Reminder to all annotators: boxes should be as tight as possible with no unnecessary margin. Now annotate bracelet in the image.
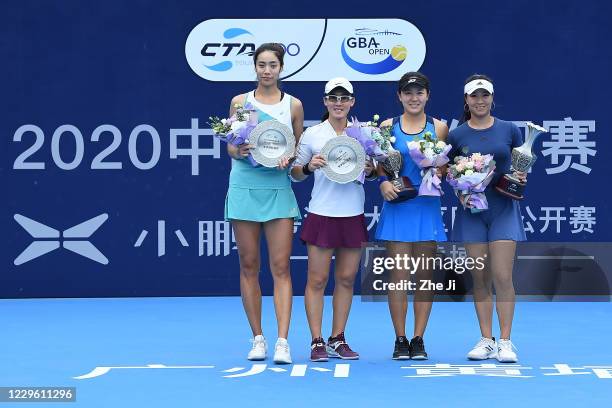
[302,163,313,175]
[378,175,389,185]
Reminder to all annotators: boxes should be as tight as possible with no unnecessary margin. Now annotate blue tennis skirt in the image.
[375,195,447,243]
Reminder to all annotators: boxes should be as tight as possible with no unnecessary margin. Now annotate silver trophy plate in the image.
[320,136,366,184]
[249,121,296,168]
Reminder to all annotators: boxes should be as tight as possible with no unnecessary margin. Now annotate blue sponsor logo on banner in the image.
[341,28,407,75]
[198,27,301,73]
[202,28,255,72]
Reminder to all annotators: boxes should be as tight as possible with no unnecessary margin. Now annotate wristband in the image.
[378,175,389,185]
[302,163,313,175]
[365,169,378,181]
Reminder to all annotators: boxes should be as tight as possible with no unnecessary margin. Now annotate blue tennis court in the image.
[2,296,610,407]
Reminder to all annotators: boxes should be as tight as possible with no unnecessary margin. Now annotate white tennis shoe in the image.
[497,338,518,363]
[247,334,267,361]
[273,338,292,364]
[467,337,497,360]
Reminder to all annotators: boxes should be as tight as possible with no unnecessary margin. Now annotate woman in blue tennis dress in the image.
[375,72,448,360]
[448,74,527,363]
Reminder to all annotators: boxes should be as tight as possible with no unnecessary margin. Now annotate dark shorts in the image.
[452,190,527,242]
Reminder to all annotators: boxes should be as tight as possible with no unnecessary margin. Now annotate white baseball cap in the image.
[464,79,494,95]
[324,77,354,95]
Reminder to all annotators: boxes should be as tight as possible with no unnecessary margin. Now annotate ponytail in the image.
[460,99,471,124]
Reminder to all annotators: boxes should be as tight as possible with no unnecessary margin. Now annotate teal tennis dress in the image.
[224,91,301,222]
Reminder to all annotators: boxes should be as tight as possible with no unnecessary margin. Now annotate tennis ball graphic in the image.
[391,45,407,61]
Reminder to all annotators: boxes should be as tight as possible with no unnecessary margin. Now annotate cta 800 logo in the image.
[185,19,426,82]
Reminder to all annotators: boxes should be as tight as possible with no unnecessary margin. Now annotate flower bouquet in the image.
[343,114,391,183]
[209,103,259,166]
[407,131,452,196]
[446,152,496,213]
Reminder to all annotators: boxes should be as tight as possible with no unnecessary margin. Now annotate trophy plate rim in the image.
[249,120,296,168]
[320,136,366,184]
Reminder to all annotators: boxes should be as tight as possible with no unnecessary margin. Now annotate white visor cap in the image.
[324,77,354,95]
[464,79,494,95]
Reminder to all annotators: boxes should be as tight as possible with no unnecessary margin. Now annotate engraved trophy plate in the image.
[320,136,366,184]
[249,121,296,168]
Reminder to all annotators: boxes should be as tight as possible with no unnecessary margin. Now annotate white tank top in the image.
[245,90,293,130]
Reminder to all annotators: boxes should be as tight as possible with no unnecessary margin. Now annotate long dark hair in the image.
[460,74,493,124]
[253,43,285,67]
[252,43,285,93]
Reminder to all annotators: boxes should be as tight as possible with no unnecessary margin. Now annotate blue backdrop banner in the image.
[2,0,609,297]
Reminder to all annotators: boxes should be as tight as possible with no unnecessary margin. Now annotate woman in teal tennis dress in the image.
[224,43,304,365]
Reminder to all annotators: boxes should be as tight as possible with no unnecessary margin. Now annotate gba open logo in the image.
[185,19,426,82]
[341,28,408,75]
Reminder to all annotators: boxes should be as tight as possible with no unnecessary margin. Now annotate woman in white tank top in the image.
[225,43,304,364]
